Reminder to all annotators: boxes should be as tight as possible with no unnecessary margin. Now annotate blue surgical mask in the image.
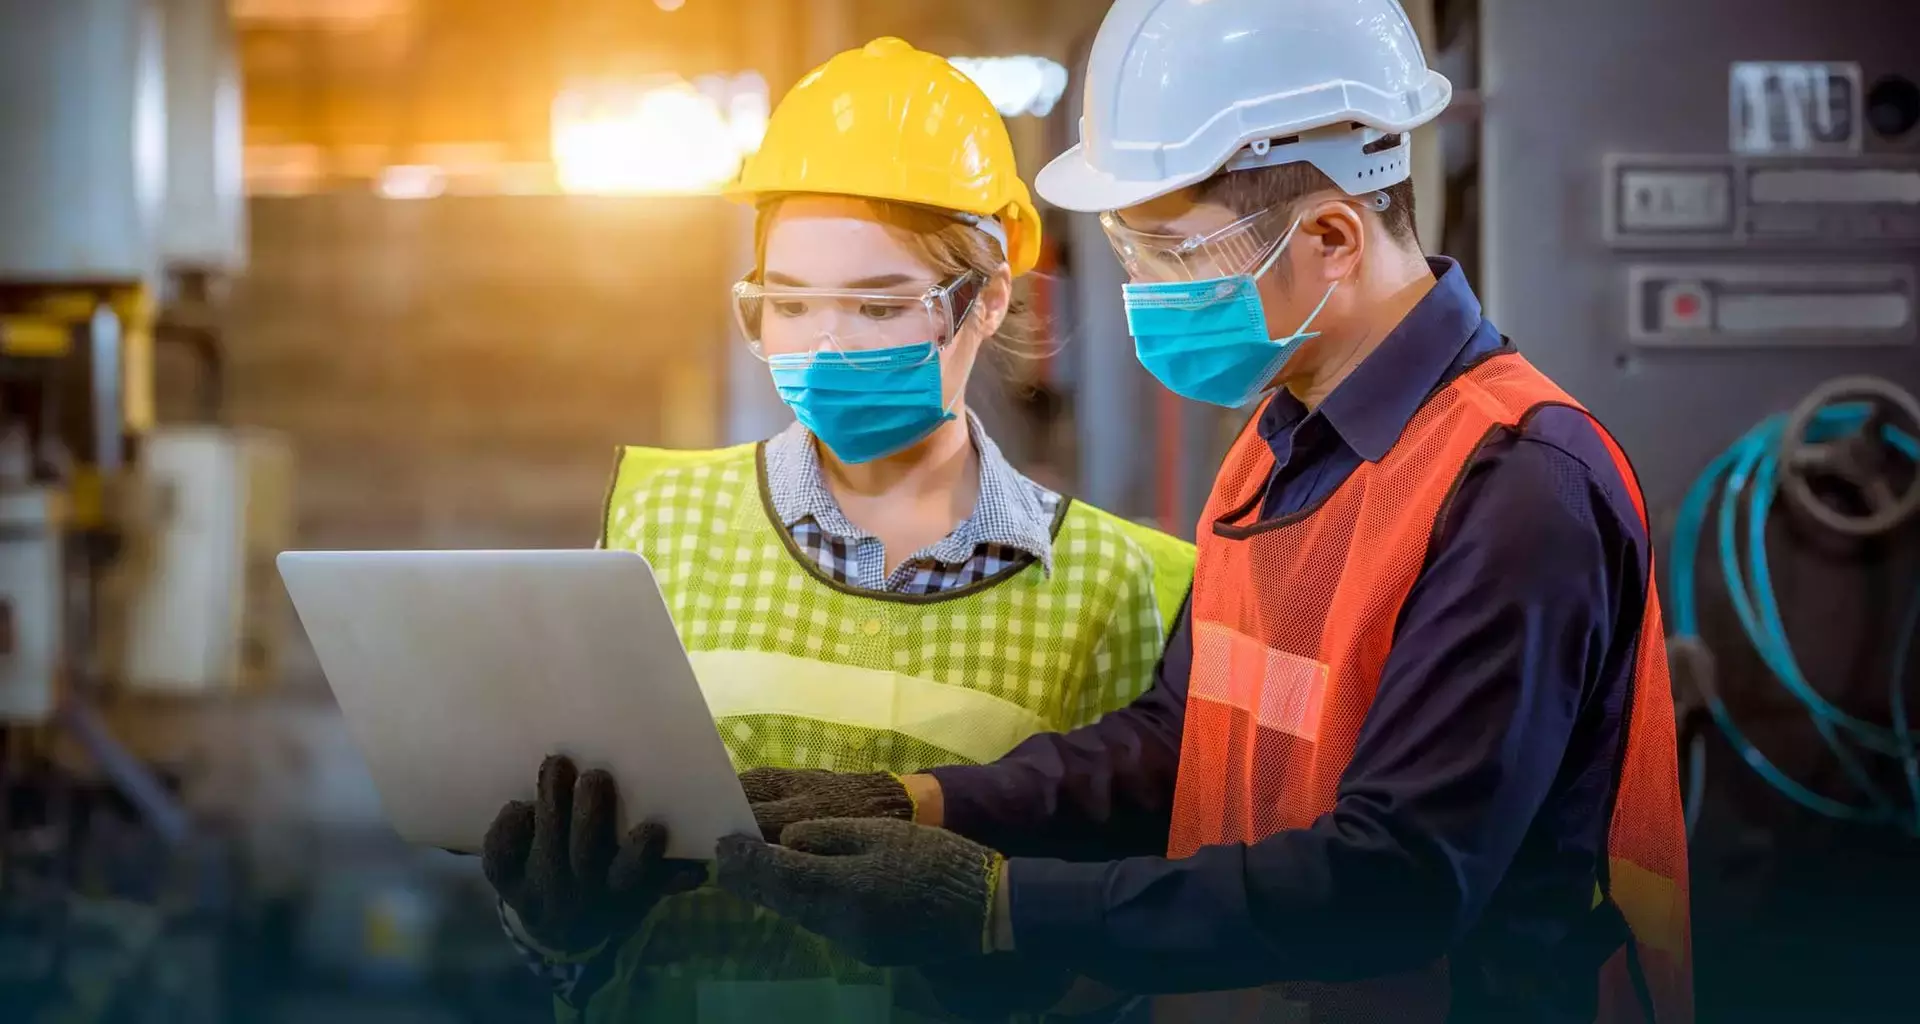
[768,342,957,464]
[1120,218,1339,409]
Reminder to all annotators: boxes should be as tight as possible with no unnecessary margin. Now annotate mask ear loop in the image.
[934,271,988,419]
[1289,192,1389,335]
[1249,190,1387,284]
[1247,212,1343,340]
[1256,192,1404,397]
[1292,277,1341,338]
[1247,215,1305,282]
[1245,213,1340,354]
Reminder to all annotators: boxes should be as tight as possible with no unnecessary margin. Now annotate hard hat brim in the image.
[1035,144,1208,215]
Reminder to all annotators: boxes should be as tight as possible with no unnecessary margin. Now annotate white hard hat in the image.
[1037,0,1453,214]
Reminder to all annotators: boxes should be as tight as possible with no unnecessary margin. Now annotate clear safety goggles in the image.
[1099,192,1389,283]
[732,271,984,366]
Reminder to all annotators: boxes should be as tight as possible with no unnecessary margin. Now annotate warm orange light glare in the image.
[551,76,765,196]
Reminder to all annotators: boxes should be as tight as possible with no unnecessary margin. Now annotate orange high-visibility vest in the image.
[1161,351,1692,1023]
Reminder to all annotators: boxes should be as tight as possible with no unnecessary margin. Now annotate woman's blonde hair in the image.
[753,197,1041,358]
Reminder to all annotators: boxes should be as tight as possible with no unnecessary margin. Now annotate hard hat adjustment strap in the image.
[1224,123,1394,173]
[1218,122,1413,197]
[952,212,1009,262]
[746,197,1011,266]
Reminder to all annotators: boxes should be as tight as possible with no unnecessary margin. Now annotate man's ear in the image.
[1298,199,1367,283]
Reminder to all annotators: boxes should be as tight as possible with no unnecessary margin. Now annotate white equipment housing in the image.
[158,0,248,275]
[0,490,66,723]
[114,428,295,695]
[0,0,167,284]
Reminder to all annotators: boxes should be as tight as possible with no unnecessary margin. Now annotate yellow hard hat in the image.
[727,37,1042,277]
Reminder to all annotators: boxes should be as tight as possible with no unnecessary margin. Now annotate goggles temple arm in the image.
[945,272,985,339]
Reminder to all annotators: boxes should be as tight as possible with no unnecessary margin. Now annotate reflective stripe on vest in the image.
[1164,352,1693,1024]
[691,650,1050,766]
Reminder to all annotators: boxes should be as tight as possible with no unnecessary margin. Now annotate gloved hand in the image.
[740,767,915,842]
[715,817,1000,967]
[483,754,708,954]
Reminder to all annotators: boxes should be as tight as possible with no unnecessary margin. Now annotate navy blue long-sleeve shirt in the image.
[928,259,1651,1018]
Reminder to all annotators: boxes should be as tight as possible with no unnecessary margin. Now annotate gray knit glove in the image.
[740,768,915,842]
[483,755,707,953]
[715,817,1000,967]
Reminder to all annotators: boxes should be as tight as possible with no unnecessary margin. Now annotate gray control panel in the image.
[1486,0,1920,592]
[1605,154,1920,249]
[1626,263,1916,348]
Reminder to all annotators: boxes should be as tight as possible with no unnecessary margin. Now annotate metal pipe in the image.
[55,699,189,849]
[722,205,791,445]
[88,303,124,473]
[1069,209,1148,516]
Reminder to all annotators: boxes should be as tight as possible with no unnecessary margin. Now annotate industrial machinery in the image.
[0,1,277,1019]
[1668,376,1920,833]
[1479,0,1920,1019]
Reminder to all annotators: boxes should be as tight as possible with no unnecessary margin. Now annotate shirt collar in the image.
[763,413,1057,574]
[765,420,858,536]
[1260,256,1484,463]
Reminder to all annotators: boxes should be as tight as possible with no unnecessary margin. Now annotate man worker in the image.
[713,1,1693,1021]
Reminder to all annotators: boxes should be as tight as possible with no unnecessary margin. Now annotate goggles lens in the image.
[733,273,982,366]
[1100,206,1295,283]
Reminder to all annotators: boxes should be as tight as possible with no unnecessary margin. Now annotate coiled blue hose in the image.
[1668,403,1920,836]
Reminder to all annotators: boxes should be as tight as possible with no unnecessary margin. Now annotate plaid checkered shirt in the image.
[503,415,1061,1000]
[763,414,1061,590]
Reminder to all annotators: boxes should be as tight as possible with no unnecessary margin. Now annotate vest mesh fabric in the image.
[1163,353,1690,1024]
[570,443,1193,1024]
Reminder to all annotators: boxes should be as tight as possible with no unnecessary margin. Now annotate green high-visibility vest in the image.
[562,442,1193,1024]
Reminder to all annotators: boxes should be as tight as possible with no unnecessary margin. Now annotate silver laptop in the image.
[277,548,759,859]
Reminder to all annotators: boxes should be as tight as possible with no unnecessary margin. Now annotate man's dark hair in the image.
[1191,135,1420,248]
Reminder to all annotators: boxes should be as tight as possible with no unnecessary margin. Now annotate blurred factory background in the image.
[0,0,1916,1021]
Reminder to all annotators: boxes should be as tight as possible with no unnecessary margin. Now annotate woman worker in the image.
[478,38,1194,1024]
